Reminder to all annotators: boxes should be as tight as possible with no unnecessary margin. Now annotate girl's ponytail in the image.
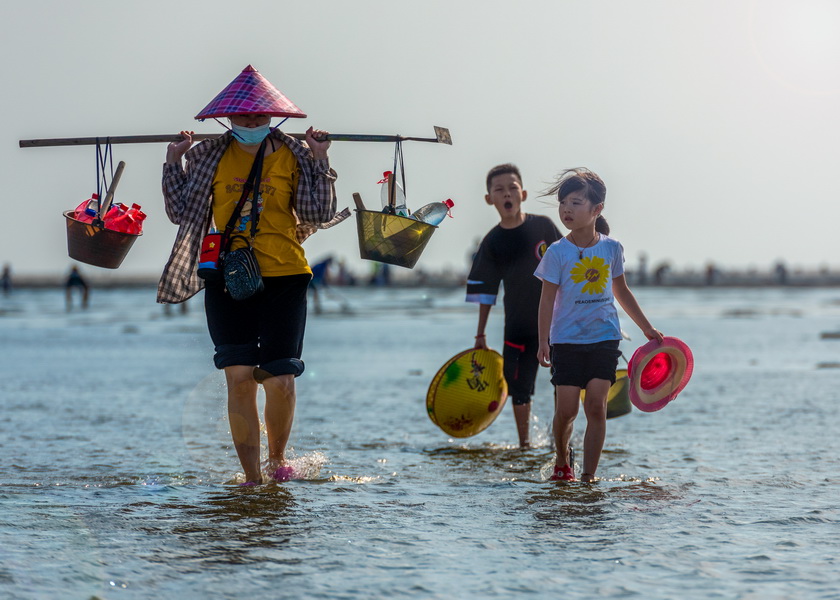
[596,215,610,235]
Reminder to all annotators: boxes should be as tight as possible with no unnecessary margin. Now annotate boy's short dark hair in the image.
[486,163,522,192]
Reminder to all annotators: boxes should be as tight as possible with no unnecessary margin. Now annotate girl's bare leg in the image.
[553,385,580,467]
[581,378,611,481]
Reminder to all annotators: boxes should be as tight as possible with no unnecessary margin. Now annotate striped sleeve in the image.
[162,163,188,224]
[281,133,338,224]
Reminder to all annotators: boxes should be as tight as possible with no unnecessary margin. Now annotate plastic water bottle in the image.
[73,193,100,220]
[125,205,146,234]
[121,212,141,235]
[76,208,98,224]
[411,199,454,226]
[104,203,129,231]
[378,171,409,216]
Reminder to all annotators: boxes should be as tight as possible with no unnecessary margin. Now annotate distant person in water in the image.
[1,263,11,296]
[466,163,562,448]
[65,266,89,310]
[309,256,333,314]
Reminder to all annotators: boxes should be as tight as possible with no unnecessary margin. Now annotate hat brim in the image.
[628,337,694,412]
[194,65,308,121]
[195,109,308,120]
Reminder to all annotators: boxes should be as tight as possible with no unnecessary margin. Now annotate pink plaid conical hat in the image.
[194,65,307,120]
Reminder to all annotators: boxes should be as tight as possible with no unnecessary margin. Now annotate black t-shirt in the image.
[466,214,562,338]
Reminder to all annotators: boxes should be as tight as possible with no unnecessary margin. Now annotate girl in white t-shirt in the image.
[535,168,663,483]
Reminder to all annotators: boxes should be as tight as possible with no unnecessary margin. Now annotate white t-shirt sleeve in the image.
[613,240,626,278]
[534,241,562,284]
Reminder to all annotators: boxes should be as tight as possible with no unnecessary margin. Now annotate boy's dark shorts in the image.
[204,273,311,378]
[503,338,539,406]
[550,340,622,388]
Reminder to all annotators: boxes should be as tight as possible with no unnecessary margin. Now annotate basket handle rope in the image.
[93,138,116,224]
[391,139,407,207]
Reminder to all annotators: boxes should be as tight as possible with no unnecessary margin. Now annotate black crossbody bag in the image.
[216,139,267,300]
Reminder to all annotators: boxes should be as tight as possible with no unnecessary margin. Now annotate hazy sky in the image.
[3,0,840,277]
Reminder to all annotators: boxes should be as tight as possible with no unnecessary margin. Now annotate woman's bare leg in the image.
[262,374,296,470]
[224,365,261,483]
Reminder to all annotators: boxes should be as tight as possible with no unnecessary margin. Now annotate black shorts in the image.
[550,340,622,388]
[503,338,539,406]
[204,273,311,377]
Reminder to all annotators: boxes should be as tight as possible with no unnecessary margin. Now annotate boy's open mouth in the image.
[504,202,513,209]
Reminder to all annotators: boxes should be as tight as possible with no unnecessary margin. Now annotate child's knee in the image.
[583,397,608,421]
[553,397,579,422]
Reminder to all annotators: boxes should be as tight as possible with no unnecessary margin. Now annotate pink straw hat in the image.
[627,337,694,412]
[194,65,307,120]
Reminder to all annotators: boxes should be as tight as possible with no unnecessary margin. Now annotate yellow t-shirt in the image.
[212,142,311,276]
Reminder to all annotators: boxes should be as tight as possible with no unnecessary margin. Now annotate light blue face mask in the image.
[231,122,271,145]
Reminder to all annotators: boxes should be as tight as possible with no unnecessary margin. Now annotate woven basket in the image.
[64,211,140,269]
[355,210,436,269]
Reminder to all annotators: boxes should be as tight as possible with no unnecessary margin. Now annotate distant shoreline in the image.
[4,269,840,290]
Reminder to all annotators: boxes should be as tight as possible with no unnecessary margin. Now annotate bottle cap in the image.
[84,208,97,216]
[444,199,454,208]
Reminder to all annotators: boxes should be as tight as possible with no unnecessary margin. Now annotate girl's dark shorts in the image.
[204,273,311,378]
[550,340,622,388]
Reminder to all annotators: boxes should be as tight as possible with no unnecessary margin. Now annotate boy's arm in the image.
[465,237,500,350]
[474,304,492,349]
[537,279,558,367]
[612,275,663,342]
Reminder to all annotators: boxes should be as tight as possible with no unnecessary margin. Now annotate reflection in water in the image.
[526,485,613,528]
[524,480,688,547]
[424,444,556,482]
[148,488,309,564]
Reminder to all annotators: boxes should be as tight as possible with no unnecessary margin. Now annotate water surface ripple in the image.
[1,286,839,599]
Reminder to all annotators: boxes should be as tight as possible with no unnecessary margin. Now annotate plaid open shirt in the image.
[157,130,348,303]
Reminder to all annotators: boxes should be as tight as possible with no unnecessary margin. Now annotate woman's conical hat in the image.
[627,337,694,412]
[194,65,307,120]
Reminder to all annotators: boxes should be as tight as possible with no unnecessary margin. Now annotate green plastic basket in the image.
[355,210,436,269]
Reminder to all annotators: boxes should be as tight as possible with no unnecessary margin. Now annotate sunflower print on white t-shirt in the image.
[570,256,610,295]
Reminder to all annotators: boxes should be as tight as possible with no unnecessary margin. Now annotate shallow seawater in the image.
[1,285,839,599]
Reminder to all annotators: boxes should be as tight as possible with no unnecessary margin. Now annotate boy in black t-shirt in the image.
[466,164,562,447]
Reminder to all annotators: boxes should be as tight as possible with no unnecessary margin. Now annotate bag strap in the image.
[220,138,267,252]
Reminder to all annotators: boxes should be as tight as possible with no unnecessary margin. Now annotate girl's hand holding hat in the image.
[644,327,664,343]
